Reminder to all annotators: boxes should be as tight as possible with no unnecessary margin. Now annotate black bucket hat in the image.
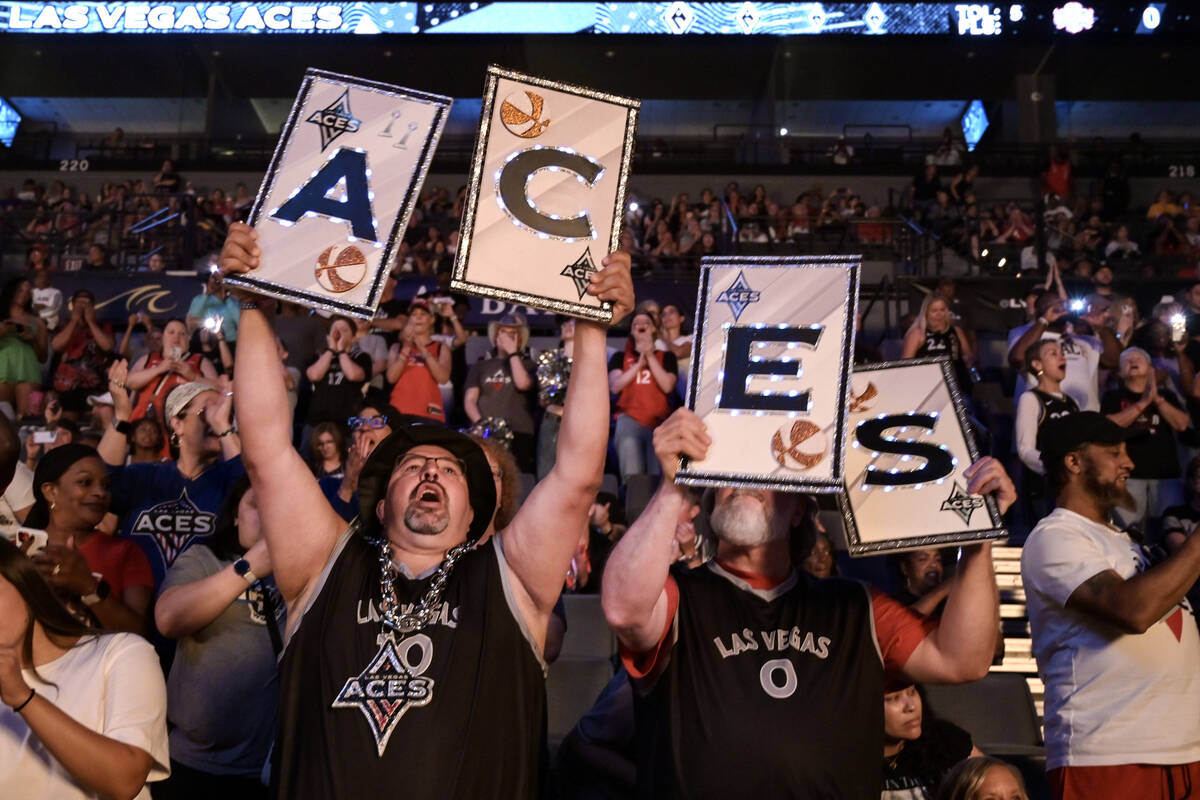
[356,422,497,545]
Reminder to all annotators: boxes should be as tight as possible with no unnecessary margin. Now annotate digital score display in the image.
[0,2,1185,35]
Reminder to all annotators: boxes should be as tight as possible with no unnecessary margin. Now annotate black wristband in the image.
[11,687,35,713]
[113,419,133,437]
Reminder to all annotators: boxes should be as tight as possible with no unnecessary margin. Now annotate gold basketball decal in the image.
[848,375,879,414]
[315,244,367,293]
[771,420,827,471]
[500,90,552,138]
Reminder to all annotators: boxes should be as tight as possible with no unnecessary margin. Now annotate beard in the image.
[402,504,450,536]
[1081,459,1136,512]
[710,493,783,547]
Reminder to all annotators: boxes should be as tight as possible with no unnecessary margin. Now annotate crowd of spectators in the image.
[1,138,1198,799]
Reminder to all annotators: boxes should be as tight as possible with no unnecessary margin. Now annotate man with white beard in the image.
[602,408,1016,798]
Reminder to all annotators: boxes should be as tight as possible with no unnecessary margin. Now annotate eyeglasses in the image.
[348,415,388,430]
[394,454,465,479]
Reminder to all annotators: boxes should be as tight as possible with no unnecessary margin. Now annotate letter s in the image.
[855,413,954,487]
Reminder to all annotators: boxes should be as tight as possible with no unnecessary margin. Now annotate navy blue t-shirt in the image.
[108,455,247,588]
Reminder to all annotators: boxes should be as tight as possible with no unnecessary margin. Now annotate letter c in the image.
[496,148,602,240]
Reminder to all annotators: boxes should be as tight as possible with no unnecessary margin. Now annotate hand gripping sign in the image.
[226,69,450,317]
[676,256,859,493]
[838,358,1007,555]
[451,65,639,322]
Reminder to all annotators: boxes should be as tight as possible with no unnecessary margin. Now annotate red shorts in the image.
[1049,762,1200,800]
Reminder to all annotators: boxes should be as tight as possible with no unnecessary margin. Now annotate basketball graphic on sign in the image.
[848,375,879,414]
[500,90,552,138]
[315,244,367,293]
[771,420,827,471]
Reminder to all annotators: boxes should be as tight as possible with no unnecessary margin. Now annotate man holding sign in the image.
[218,222,634,799]
[602,408,1014,798]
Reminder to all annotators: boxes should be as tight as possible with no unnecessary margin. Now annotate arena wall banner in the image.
[226,68,450,318]
[839,357,1007,556]
[675,256,859,493]
[451,65,639,323]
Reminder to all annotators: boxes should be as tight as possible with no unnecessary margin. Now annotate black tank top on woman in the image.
[634,563,883,799]
[916,328,972,394]
[1030,388,1079,428]
[272,531,546,799]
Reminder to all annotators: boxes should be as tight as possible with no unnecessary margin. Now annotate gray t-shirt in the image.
[466,354,537,434]
[161,544,285,776]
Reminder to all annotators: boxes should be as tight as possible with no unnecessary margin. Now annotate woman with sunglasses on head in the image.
[23,444,153,635]
[95,361,245,590]
[0,538,169,800]
[153,478,282,799]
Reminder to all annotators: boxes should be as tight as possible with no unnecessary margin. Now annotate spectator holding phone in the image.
[126,319,218,456]
[24,444,153,634]
[186,271,239,343]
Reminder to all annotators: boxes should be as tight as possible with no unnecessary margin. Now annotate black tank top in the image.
[917,327,959,361]
[273,532,546,799]
[917,328,972,393]
[634,563,883,799]
[1031,389,1079,429]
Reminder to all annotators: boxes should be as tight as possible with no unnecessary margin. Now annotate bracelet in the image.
[216,428,236,438]
[239,299,259,310]
[1037,316,1049,326]
[11,687,35,713]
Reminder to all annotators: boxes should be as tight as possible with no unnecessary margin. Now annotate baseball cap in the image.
[356,421,497,544]
[164,381,216,420]
[1036,412,1142,467]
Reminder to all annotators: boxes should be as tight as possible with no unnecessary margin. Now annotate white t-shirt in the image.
[0,633,170,799]
[1007,325,1102,411]
[0,462,35,537]
[32,286,62,330]
[1022,508,1200,769]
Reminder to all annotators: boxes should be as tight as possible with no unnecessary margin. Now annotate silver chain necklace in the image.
[373,536,470,635]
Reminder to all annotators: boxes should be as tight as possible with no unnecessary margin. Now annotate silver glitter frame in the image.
[229,68,451,318]
[450,64,640,323]
[838,357,1008,556]
[676,255,860,493]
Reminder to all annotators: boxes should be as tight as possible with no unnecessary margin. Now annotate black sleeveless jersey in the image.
[272,532,546,799]
[917,328,972,394]
[1030,389,1079,428]
[916,328,958,361]
[634,563,884,799]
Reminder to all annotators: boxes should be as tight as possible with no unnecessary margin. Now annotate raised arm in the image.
[902,457,1013,684]
[602,409,710,651]
[1066,526,1200,634]
[500,253,635,646]
[220,223,348,609]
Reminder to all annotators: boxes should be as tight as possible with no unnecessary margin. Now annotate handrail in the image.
[842,124,913,140]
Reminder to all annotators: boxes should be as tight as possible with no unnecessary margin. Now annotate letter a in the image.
[272,148,377,242]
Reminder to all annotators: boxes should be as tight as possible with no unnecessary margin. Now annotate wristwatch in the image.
[233,558,258,585]
[81,576,110,606]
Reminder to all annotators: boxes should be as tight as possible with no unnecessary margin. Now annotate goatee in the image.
[710,493,783,547]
